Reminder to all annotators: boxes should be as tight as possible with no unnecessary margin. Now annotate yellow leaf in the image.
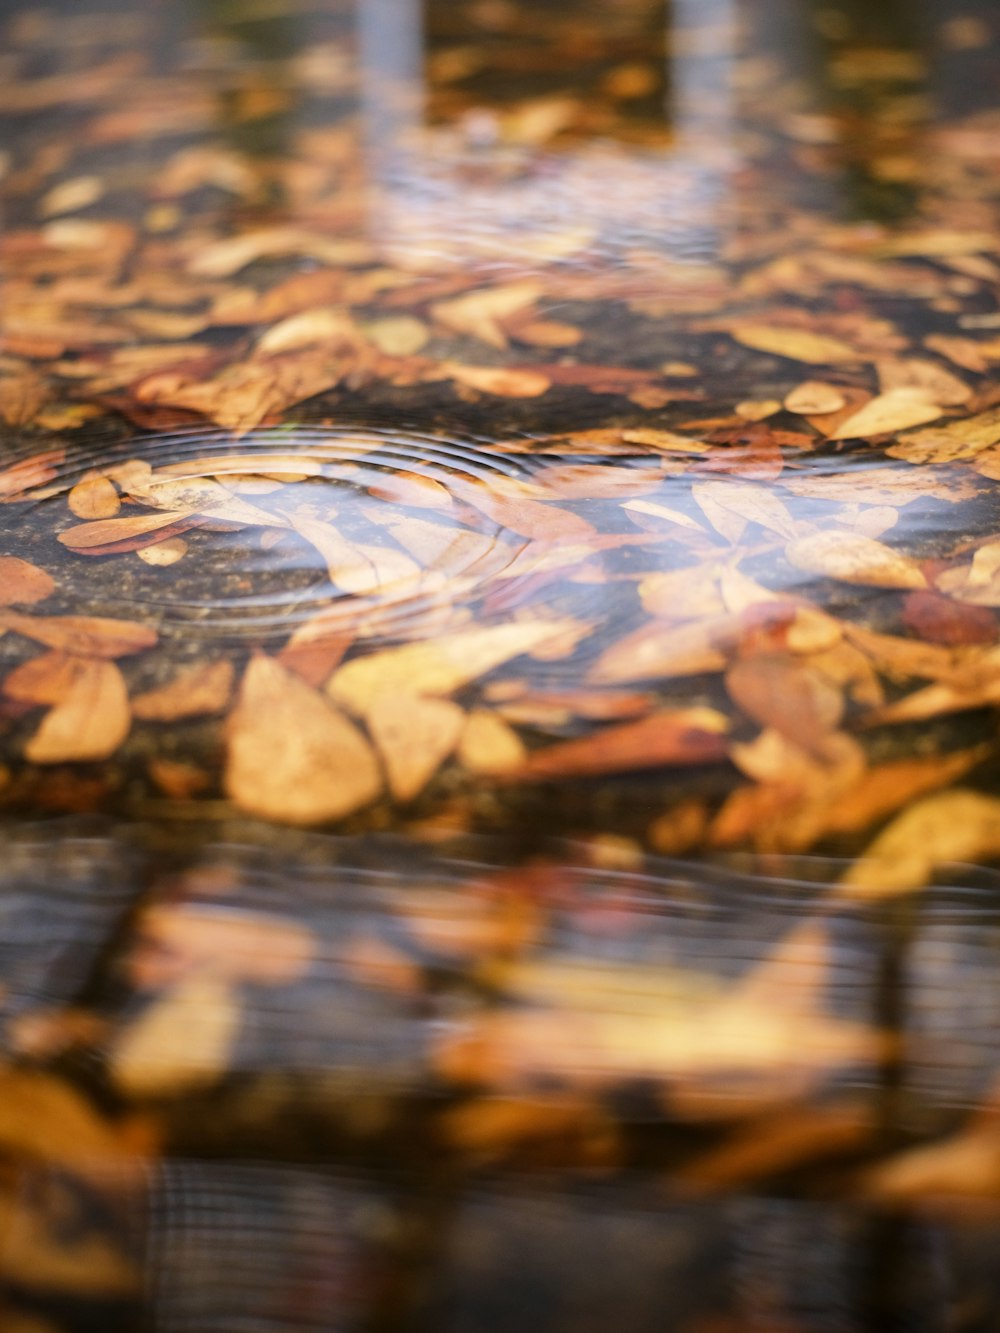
[431,280,541,348]
[328,621,575,715]
[367,693,464,801]
[458,710,527,774]
[785,531,926,589]
[730,325,861,364]
[830,388,943,439]
[110,972,239,1097]
[784,381,847,415]
[226,654,382,824]
[693,481,799,541]
[840,790,1000,898]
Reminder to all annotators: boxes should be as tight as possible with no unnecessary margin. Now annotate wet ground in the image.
[3,0,1000,1328]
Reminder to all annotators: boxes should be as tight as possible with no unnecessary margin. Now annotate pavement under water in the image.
[2,0,1000,1328]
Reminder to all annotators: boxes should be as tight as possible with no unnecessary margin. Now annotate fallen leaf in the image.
[134,904,316,988]
[839,790,1000,897]
[784,381,847,415]
[693,480,799,541]
[785,531,926,589]
[110,972,239,1096]
[0,556,55,605]
[0,609,157,657]
[519,708,728,779]
[445,363,551,398]
[726,655,843,753]
[67,474,121,519]
[0,368,47,425]
[136,536,188,566]
[888,404,1000,462]
[226,654,382,823]
[328,621,576,715]
[830,388,943,440]
[431,280,541,348]
[367,693,464,801]
[458,709,528,774]
[131,659,234,721]
[730,325,861,364]
[3,650,87,704]
[24,658,130,763]
[59,510,196,549]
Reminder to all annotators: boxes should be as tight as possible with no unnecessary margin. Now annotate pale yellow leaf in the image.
[785,531,926,589]
[111,972,239,1097]
[367,693,464,801]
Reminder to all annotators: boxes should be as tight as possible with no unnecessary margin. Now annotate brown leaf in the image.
[0,448,65,500]
[226,654,382,824]
[785,531,926,589]
[901,590,998,645]
[24,658,130,763]
[726,655,844,753]
[876,356,971,406]
[4,651,87,704]
[367,693,464,801]
[519,708,728,779]
[782,465,976,506]
[59,509,197,549]
[0,609,157,657]
[131,660,234,721]
[0,556,55,606]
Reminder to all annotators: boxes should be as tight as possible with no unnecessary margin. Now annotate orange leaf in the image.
[24,659,130,763]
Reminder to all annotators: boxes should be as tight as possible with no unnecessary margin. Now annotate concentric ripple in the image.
[18,426,538,642]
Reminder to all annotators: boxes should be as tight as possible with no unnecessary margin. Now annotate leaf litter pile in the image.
[5,0,1000,1329]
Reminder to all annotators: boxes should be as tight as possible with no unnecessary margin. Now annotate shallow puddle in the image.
[2,0,1000,1328]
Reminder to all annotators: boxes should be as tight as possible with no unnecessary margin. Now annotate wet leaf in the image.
[0,368,48,425]
[888,404,1000,462]
[67,474,121,519]
[730,325,861,364]
[693,480,799,542]
[458,709,528,774]
[367,693,465,801]
[840,790,1000,897]
[431,280,541,348]
[131,659,234,721]
[59,509,197,549]
[785,531,926,589]
[784,381,847,415]
[726,655,843,753]
[0,609,157,657]
[226,654,382,824]
[519,708,728,779]
[445,363,551,398]
[4,650,87,704]
[24,658,130,763]
[0,556,55,606]
[111,972,239,1097]
[328,621,577,715]
[829,388,943,440]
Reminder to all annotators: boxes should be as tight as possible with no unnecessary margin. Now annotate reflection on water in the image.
[2,0,1000,1326]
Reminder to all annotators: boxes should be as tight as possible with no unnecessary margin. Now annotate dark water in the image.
[3,0,1000,1328]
